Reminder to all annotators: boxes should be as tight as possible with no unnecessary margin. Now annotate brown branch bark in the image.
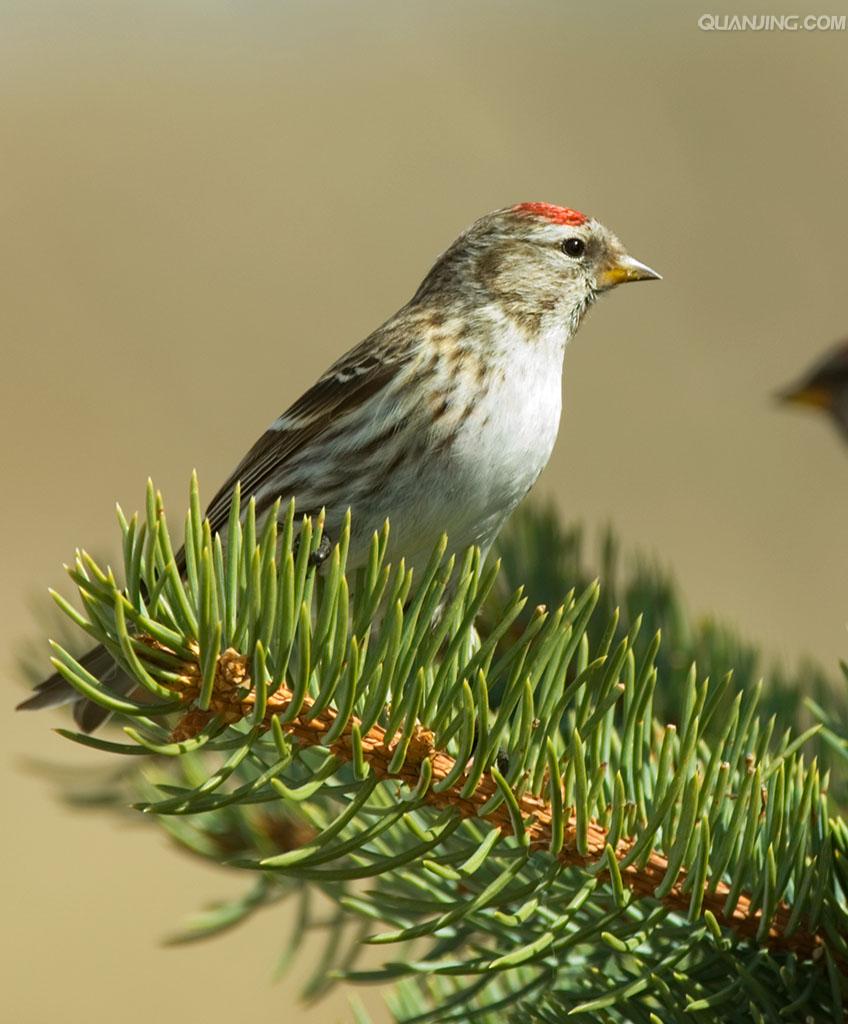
[164,646,829,964]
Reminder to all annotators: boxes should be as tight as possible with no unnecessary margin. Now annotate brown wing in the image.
[202,341,412,540]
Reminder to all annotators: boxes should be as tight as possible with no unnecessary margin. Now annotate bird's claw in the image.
[292,532,334,568]
[309,534,334,567]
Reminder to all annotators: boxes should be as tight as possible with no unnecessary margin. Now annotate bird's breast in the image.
[457,335,563,504]
[359,322,567,573]
[410,325,565,558]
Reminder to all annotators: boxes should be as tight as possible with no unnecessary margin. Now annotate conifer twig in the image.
[165,644,828,964]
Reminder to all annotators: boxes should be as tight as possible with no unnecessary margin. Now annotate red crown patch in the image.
[513,202,588,226]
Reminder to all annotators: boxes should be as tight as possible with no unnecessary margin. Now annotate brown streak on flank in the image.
[456,318,477,341]
[371,442,411,493]
[429,426,459,459]
[445,344,465,375]
[399,352,441,398]
[430,394,451,421]
[355,416,409,460]
[474,355,488,386]
[165,647,834,967]
[384,444,409,476]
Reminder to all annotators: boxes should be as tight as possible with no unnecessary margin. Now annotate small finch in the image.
[19,202,660,730]
[778,340,848,443]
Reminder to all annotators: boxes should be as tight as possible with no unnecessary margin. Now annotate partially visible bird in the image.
[778,341,848,443]
[18,201,660,731]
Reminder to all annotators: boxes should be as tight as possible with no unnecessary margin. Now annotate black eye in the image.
[560,237,585,258]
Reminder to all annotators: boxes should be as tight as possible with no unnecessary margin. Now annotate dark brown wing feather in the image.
[202,343,409,539]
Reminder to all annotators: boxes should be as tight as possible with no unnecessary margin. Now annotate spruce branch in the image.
[166,643,825,961]
[32,476,848,1022]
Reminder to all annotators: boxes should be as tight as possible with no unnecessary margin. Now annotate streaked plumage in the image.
[19,202,660,730]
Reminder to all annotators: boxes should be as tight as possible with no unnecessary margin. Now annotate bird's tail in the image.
[19,542,188,733]
[16,644,135,733]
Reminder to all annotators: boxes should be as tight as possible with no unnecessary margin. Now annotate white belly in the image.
[382,325,565,570]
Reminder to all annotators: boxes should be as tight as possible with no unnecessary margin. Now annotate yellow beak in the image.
[596,253,662,291]
[778,385,833,410]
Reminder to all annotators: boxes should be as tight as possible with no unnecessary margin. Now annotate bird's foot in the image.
[292,531,334,568]
[309,534,334,568]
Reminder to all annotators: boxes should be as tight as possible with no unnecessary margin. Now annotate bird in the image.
[18,201,660,731]
[778,341,848,443]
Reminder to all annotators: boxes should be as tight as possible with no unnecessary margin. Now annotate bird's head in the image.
[779,342,848,442]
[414,202,660,338]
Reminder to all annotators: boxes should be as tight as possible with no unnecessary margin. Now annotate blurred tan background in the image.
[4,2,848,1021]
